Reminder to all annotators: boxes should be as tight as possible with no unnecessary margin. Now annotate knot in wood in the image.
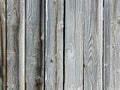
[35,76,43,86]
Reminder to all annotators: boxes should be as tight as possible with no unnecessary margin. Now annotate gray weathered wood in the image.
[45,0,64,90]
[0,18,2,90]
[26,0,44,90]
[104,0,120,89]
[65,0,84,90]
[0,0,6,89]
[0,0,5,90]
[84,0,103,90]
[7,0,19,89]
[41,0,45,89]
[19,0,25,90]
[3,0,120,89]
[103,0,111,89]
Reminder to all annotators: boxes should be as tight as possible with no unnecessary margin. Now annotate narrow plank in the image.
[0,0,6,89]
[7,0,19,89]
[65,0,84,90]
[0,15,2,90]
[45,0,64,90]
[26,0,44,90]
[104,0,120,89]
[19,0,25,90]
[41,0,45,89]
[103,0,111,89]
[0,0,6,90]
[84,0,103,90]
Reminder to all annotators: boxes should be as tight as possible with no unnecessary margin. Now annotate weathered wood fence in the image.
[0,0,120,90]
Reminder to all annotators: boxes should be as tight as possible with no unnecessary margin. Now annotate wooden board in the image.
[0,0,5,89]
[18,0,25,90]
[84,0,103,90]
[41,0,45,89]
[45,0,64,90]
[7,0,26,90]
[0,0,6,90]
[26,0,44,90]
[7,0,19,89]
[1,0,120,89]
[65,0,84,90]
[0,17,2,90]
[104,0,120,89]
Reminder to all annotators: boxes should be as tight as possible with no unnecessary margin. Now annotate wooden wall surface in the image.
[0,0,120,90]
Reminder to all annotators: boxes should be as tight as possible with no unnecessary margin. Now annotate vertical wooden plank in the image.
[45,0,64,90]
[103,0,111,89]
[26,0,44,90]
[0,0,6,89]
[19,0,25,90]
[0,16,2,90]
[104,0,120,89]
[84,0,103,90]
[65,0,84,90]
[7,0,19,89]
[41,0,45,89]
[0,0,6,90]
[7,0,25,89]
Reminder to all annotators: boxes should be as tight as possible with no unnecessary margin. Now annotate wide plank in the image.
[26,0,44,90]
[84,0,103,90]
[65,0,84,90]
[45,0,64,90]
[104,0,120,89]
[7,0,19,89]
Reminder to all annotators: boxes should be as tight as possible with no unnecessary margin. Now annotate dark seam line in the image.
[63,0,65,90]
[44,0,46,90]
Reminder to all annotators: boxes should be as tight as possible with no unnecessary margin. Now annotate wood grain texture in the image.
[45,0,64,90]
[0,0,6,89]
[19,0,25,90]
[2,0,120,89]
[65,0,84,90]
[7,0,19,89]
[0,17,2,90]
[84,0,103,90]
[0,0,6,90]
[26,0,44,90]
[41,0,45,89]
[104,0,120,89]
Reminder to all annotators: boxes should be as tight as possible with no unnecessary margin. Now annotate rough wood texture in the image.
[0,17,2,90]
[7,0,19,89]
[1,0,120,90]
[0,0,5,90]
[45,0,64,90]
[0,0,6,90]
[26,0,44,90]
[65,0,84,90]
[41,0,45,89]
[104,0,120,89]
[84,0,103,90]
